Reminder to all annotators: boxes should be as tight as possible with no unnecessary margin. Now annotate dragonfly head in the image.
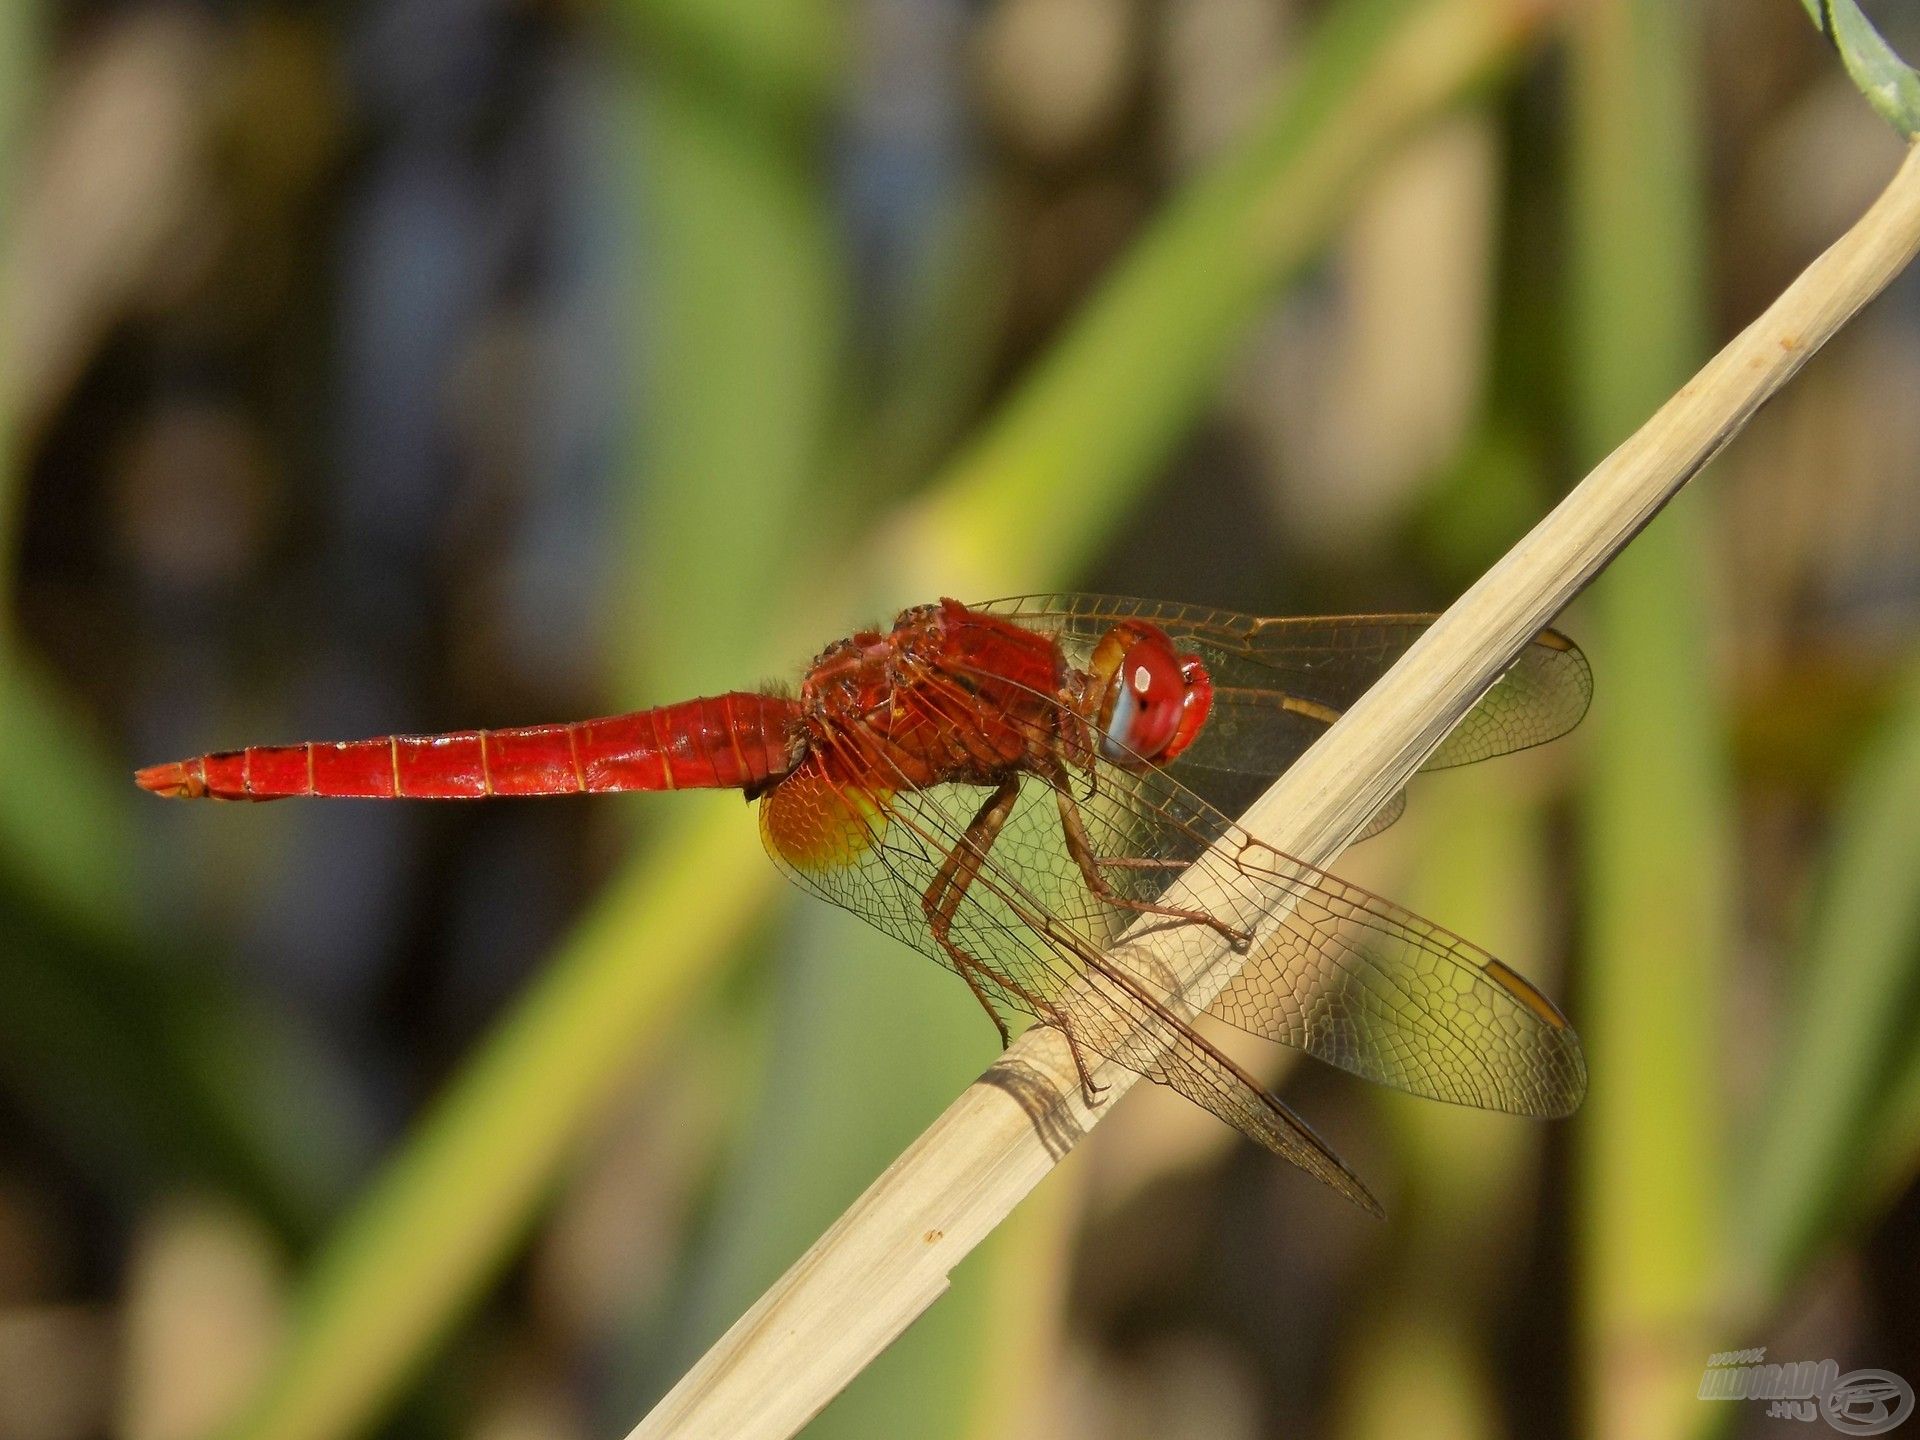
[1088,622,1212,767]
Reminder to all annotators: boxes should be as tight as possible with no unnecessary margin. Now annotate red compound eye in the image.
[1099,633,1210,763]
[1164,654,1212,761]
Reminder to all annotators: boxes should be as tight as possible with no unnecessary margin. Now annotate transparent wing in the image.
[1085,757,1588,1117]
[758,743,1384,1213]
[979,594,1593,827]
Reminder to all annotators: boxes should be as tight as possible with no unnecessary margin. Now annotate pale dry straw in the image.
[632,141,1920,1440]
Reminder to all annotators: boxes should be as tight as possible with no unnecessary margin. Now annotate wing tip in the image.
[1548,1031,1590,1118]
[1343,1171,1388,1220]
[1483,958,1571,1030]
[1480,957,1589,1116]
[1530,626,1597,731]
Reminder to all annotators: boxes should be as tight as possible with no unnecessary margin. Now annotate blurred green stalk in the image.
[1568,5,1731,1438]
[615,48,848,697]
[221,3,1561,1439]
[1741,657,1920,1307]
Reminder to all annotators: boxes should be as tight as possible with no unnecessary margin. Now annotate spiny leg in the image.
[920,775,1108,1106]
[1049,768,1252,948]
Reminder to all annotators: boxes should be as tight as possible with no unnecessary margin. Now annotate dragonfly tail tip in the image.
[135,760,205,799]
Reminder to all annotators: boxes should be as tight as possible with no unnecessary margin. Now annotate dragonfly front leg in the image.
[921,775,1109,1107]
[1049,771,1253,949]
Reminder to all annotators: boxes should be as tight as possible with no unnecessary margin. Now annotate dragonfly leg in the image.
[921,775,1108,1107]
[1038,1017,1108,1109]
[1049,772,1253,948]
[961,975,1013,1049]
[921,775,1023,1049]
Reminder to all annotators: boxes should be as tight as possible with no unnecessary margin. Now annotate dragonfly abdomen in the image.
[135,692,803,800]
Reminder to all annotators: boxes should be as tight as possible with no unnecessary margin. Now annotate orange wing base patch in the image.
[759,759,891,872]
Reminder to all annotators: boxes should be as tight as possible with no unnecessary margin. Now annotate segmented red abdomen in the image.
[136,692,802,800]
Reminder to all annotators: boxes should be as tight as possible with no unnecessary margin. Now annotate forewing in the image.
[979,595,1593,817]
[1065,754,1588,1116]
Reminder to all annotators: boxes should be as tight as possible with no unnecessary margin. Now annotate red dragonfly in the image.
[138,595,1591,1212]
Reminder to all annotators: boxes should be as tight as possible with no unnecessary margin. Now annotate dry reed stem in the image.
[630,140,1920,1440]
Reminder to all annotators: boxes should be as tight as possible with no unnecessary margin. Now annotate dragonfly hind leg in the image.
[921,774,1109,1109]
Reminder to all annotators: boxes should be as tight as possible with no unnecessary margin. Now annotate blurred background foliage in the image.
[1,1,1918,1438]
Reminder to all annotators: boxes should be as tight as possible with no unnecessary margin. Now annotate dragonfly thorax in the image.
[791,599,1070,789]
